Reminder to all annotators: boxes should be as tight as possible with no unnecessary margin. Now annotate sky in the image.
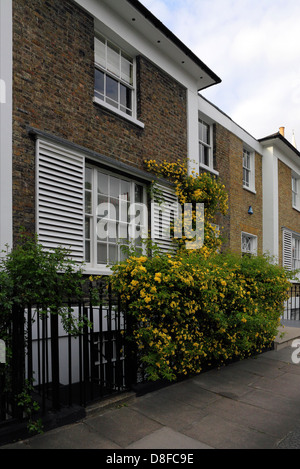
[139,0,300,144]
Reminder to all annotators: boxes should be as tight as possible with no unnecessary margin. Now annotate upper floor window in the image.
[243,148,255,192]
[94,33,144,127]
[199,118,215,173]
[292,175,300,210]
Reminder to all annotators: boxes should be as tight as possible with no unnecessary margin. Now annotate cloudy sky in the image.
[139,0,300,145]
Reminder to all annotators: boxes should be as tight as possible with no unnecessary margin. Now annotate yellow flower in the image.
[154,272,162,283]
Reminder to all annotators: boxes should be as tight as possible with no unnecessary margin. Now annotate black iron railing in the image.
[0,278,142,432]
[283,283,300,321]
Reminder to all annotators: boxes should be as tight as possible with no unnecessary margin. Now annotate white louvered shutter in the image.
[151,184,179,253]
[282,229,293,271]
[36,139,84,262]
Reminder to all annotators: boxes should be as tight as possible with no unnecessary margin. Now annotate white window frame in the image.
[292,235,300,271]
[93,32,144,129]
[243,148,255,193]
[85,165,148,274]
[292,174,300,211]
[241,232,257,256]
[198,117,216,174]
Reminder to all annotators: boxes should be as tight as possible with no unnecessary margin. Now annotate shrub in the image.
[0,232,87,335]
[110,250,291,382]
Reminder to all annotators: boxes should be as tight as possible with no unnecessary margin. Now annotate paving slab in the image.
[126,427,213,450]
[85,406,162,448]
[131,393,208,432]
[181,413,278,449]
[239,387,300,418]
[191,366,261,399]
[152,379,221,408]
[5,422,122,450]
[205,395,299,440]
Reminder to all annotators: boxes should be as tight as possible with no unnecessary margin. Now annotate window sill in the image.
[292,205,300,213]
[93,97,145,129]
[83,265,113,276]
[199,163,219,177]
[243,185,256,195]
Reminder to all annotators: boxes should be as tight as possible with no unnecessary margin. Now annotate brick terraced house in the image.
[1,0,300,276]
[259,127,300,279]
[0,0,222,273]
[1,0,300,414]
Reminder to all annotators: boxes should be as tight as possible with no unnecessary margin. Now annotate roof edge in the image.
[258,132,300,158]
[126,0,221,86]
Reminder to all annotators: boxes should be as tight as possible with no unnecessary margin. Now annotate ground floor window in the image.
[241,232,257,256]
[85,166,147,269]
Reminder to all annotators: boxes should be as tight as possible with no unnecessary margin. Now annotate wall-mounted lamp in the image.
[248,206,253,215]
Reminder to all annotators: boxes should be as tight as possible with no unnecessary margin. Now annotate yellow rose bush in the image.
[145,159,228,252]
[109,160,291,383]
[110,250,291,382]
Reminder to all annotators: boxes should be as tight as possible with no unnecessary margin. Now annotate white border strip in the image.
[0,0,13,252]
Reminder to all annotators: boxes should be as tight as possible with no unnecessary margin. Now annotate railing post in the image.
[50,312,60,411]
[124,306,138,390]
[11,303,25,419]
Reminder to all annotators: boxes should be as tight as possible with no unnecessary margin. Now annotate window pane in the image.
[199,120,209,144]
[94,69,105,100]
[106,75,118,108]
[107,41,120,77]
[203,146,210,167]
[110,198,119,221]
[110,177,120,198]
[108,221,117,242]
[95,36,106,67]
[135,184,143,203]
[119,223,129,241]
[97,195,109,217]
[85,167,92,190]
[120,246,129,262]
[85,241,91,263]
[199,143,210,166]
[85,191,92,214]
[97,243,107,264]
[85,217,91,239]
[121,54,133,84]
[120,84,132,114]
[108,244,118,264]
[97,217,108,241]
[120,200,129,223]
[98,172,108,195]
[120,181,130,200]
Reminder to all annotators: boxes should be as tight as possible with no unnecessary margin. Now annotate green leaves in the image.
[0,232,87,336]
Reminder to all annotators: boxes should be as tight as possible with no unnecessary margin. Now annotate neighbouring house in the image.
[259,127,300,279]
[197,95,263,257]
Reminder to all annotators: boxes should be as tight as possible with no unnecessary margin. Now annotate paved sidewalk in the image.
[2,327,300,450]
